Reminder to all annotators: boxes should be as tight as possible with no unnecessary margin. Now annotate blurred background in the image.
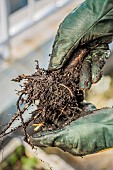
[0,0,113,170]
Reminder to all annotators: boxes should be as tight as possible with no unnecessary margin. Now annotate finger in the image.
[79,55,92,90]
[30,129,63,147]
[91,49,110,83]
[30,128,78,155]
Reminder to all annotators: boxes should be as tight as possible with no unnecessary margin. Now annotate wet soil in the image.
[14,48,89,131]
[0,47,91,143]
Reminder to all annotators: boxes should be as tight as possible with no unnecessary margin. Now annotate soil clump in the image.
[0,48,91,143]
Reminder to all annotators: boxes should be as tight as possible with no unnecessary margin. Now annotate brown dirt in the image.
[0,47,91,144]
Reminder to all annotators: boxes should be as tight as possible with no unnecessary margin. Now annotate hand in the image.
[49,0,113,90]
[30,107,113,156]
